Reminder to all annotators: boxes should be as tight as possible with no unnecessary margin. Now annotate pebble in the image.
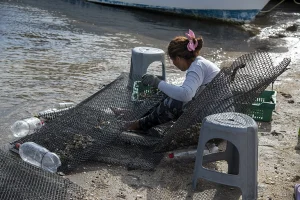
[286,24,298,32]
[271,130,280,136]
[291,161,295,166]
[117,193,126,199]
[57,172,65,176]
[295,144,300,150]
[292,175,300,182]
[280,92,292,98]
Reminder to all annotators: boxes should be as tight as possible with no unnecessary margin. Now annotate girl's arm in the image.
[158,71,204,102]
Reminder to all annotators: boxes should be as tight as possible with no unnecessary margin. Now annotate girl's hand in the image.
[141,74,161,88]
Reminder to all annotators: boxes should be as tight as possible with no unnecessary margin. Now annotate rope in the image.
[260,0,286,13]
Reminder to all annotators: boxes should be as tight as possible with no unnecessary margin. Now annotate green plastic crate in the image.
[131,81,158,101]
[249,90,277,122]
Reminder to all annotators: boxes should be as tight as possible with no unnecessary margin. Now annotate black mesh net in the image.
[12,73,165,173]
[155,52,291,152]
[0,149,86,200]
[11,52,290,173]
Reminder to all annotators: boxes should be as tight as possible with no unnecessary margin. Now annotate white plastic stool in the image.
[127,47,166,88]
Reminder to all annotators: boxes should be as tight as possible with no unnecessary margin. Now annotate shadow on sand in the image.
[68,157,241,199]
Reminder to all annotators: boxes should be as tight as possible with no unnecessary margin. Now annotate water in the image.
[0,0,299,144]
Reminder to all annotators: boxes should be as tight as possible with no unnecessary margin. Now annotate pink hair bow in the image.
[185,29,198,51]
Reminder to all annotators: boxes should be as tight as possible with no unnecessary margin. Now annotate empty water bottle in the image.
[53,102,75,109]
[18,142,61,173]
[168,149,197,160]
[11,117,43,138]
[37,108,67,121]
[36,102,75,121]
[168,143,219,160]
[208,143,219,154]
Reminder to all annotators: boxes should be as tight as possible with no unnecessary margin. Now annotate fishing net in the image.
[0,149,86,200]
[155,52,291,152]
[11,52,290,173]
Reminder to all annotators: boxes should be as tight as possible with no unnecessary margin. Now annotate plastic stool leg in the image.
[226,142,239,175]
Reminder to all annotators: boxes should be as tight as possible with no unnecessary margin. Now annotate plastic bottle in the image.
[53,102,75,110]
[168,149,198,159]
[168,144,219,160]
[37,102,75,121]
[11,117,43,138]
[37,108,66,121]
[209,143,219,154]
[18,142,61,173]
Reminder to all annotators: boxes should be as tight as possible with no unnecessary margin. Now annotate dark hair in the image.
[167,36,203,61]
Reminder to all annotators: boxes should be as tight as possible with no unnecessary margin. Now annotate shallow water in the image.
[0,0,299,143]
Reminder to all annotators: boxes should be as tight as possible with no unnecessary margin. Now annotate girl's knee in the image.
[164,98,184,110]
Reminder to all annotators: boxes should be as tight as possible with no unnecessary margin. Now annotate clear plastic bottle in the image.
[10,117,43,138]
[37,102,75,121]
[18,142,61,173]
[168,144,219,160]
[209,143,219,154]
[37,108,63,121]
[53,102,75,110]
[168,149,198,160]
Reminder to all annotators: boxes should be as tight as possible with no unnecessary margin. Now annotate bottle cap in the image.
[15,143,21,149]
[168,153,174,159]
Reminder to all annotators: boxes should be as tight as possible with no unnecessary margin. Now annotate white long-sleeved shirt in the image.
[158,56,220,103]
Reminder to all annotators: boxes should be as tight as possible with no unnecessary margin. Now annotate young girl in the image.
[124,29,220,131]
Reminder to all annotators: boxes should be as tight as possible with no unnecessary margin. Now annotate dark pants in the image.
[138,97,184,131]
